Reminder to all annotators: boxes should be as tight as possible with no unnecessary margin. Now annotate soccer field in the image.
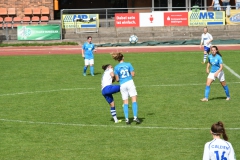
[0,51,240,159]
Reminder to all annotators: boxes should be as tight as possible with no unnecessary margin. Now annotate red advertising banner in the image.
[115,13,140,27]
[164,12,188,26]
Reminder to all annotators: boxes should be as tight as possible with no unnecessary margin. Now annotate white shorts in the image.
[120,80,137,100]
[84,59,94,65]
[207,70,225,82]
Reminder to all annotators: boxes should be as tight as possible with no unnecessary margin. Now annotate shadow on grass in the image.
[110,117,145,125]
[85,72,101,76]
[209,97,226,101]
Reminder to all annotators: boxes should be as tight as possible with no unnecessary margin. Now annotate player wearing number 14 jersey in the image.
[203,121,236,160]
[112,52,140,125]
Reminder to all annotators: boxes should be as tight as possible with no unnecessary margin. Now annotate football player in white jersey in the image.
[203,121,236,160]
[101,64,121,123]
[200,27,213,64]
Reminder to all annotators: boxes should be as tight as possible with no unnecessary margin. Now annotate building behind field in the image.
[0,0,237,20]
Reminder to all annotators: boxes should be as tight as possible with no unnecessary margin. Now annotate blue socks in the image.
[83,66,94,75]
[223,85,230,98]
[90,66,94,75]
[123,104,128,119]
[83,66,88,73]
[132,102,138,118]
[123,103,138,120]
[204,85,230,99]
[205,86,210,99]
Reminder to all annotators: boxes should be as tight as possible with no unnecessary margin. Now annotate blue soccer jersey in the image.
[114,62,134,85]
[208,54,223,73]
[82,42,95,59]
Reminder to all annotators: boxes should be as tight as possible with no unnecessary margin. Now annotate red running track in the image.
[0,45,240,56]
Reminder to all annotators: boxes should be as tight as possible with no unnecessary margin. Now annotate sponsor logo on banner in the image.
[62,14,99,29]
[139,12,164,27]
[17,25,61,40]
[115,13,139,27]
[188,11,225,26]
[164,12,188,26]
[226,9,240,25]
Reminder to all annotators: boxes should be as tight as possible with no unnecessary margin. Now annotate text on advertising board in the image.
[164,12,188,26]
[115,13,139,27]
[188,11,225,26]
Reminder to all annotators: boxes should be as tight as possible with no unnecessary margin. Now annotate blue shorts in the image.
[204,46,210,53]
[102,85,120,104]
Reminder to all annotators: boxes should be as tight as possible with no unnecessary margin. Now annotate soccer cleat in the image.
[201,62,205,64]
[83,73,86,76]
[200,98,208,102]
[125,120,131,125]
[114,120,122,123]
[133,118,141,124]
[226,97,230,101]
[91,73,94,76]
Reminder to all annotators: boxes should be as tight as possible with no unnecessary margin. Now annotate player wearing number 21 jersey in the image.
[112,52,140,125]
[202,121,236,160]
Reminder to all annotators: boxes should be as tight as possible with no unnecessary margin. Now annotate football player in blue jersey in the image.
[201,46,230,102]
[112,52,140,125]
[203,121,236,160]
[101,64,121,123]
[82,36,96,76]
[200,27,213,64]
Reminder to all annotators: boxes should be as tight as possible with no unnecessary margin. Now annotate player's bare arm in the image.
[206,63,210,74]
[131,71,135,77]
[115,75,119,82]
[81,48,85,58]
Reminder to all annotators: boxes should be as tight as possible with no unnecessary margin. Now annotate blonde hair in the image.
[204,27,208,32]
[111,52,124,62]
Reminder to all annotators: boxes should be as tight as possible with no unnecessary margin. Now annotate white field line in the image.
[0,118,240,130]
[0,88,95,97]
[223,63,240,79]
[1,82,240,97]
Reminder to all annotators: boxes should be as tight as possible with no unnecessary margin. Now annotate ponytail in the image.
[211,121,228,141]
[218,121,228,141]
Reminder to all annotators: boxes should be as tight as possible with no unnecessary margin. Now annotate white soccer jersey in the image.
[201,33,213,48]
[203,139,236,160]
[101,68,113,89]
[213,0,220,5]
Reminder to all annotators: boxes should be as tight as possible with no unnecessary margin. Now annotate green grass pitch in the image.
[0,50,240,159]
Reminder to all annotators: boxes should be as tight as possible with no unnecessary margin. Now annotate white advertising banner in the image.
[139,12,164,27]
